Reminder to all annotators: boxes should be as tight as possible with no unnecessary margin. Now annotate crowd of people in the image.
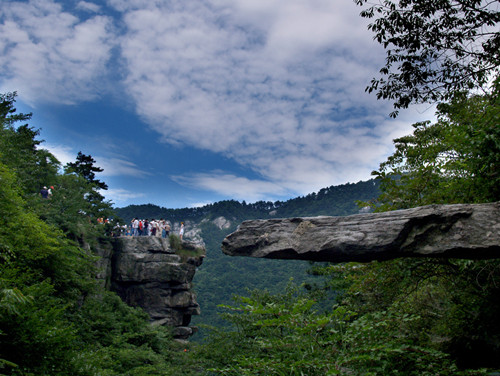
[39,184,185,240]
[126,218,183,239]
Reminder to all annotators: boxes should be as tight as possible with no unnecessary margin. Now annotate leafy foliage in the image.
[198,282,467,376]
[66,151,108,190]
[355,0,500,116]
[346,78,500,371]
[191,221,323,338]
[0,92,203,375]
[371,77,500,210]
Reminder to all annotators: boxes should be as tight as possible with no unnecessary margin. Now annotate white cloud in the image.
[1,0,432,203]
[115,1,431,198]
[43,143,75,166]
[94,156,150,178]
[189,201,214,208]
[0,0,115,105]
[172,171,290,202]
[76,1,101,13]
[104,187,145,204]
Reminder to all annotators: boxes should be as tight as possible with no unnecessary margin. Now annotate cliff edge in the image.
[95,236,204,340]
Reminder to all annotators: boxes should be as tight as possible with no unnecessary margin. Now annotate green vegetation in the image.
[1,2,499,373]
[116,179,380,224]
[169,234,206,261]
[0,93,200,375]
[355,0,500,117]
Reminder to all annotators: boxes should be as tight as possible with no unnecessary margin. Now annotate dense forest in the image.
[1,1,499,374]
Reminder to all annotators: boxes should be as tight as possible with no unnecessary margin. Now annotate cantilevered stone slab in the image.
[222,202,500,263]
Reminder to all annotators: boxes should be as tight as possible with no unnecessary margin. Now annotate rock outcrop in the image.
[96,236,204,340]
[222,202,500,263]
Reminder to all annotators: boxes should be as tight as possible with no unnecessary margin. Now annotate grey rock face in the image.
[97,236,204,340]
[222,202,500,263]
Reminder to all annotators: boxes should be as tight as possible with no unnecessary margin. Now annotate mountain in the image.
[114,179,380,338]
[114,179,380,224]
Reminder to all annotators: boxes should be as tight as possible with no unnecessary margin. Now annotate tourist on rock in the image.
[139,219,144,236]
[159,219,165,238]
[155,220,162,237]
[151,219,157,236]
[179,222,185,240]
[131,218,139,236]
[40,186,49,199]
[164,221,171,238]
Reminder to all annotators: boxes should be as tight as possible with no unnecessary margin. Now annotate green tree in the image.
[346,78,500,370]
[66,151,108,190]
[0,93,203,375]
[355,0,500,116]
[372,76,500,210]
[0,92,59,197]
[0,92,31,126]
[198,284,341,375]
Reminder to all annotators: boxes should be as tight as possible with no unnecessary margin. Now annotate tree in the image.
[0,93,202,375]
[371,76,500,210]
[0,92,32,126]
[355,0,500,116]
[65,151,108,190]
[345,77,500,370]
[0,92,59,196]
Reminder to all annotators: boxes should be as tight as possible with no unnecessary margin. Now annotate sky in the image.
[0,0,434,209]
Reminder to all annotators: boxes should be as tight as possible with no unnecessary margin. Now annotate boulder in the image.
[222,202,500,263]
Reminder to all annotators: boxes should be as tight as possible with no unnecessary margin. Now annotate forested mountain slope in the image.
[115,179,379,224]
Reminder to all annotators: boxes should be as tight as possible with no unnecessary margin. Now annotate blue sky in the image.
[0,0,432,209]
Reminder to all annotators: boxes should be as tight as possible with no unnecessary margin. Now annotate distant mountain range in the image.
[113,179,381,339]
[114,178,380,224]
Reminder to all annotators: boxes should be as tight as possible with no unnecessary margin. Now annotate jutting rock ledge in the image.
[222,202,500,262]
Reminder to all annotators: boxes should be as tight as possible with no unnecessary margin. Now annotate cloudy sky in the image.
[0,0,433,208]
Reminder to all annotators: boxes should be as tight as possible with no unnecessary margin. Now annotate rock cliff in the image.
[222,202,500,263]
[96,236,204,340]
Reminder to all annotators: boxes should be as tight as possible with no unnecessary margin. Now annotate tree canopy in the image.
[372,77,500,209]
[355,0,500,116]
[66,151,109,190]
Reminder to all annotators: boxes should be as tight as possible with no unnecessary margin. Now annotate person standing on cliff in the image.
[164,221,171,238]
[179,222,185,240]
[131,218,139,236]
[155,220,162,237]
